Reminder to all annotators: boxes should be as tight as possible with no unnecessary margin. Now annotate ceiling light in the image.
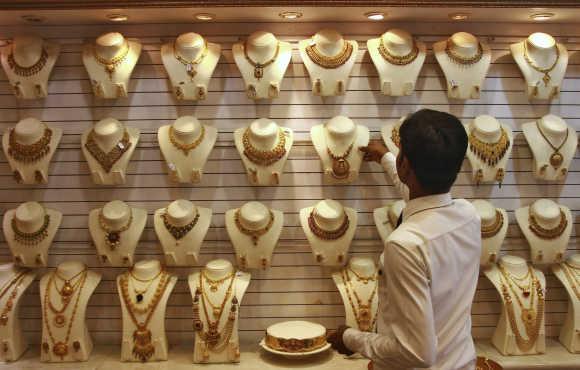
[21,15,46,23]
[449,12,470,21]
[530,12,555,21]
[365,12,385,21]
[195,13,215,21]
[107,13,128,22]
[279,11,303,20]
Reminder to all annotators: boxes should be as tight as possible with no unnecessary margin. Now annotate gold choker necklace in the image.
[535,120,569,169]
[445,39,483,65]
[8,46,49,77]
[523,41,560,86]
[11,214,50,246]
[8,125,52,163]
[306,40,353,69]
[169,125,205,155]
[85,129,132,173]
[243,41,280,80]
[92,40,130,80]
[528,208,567,240]
[481,210,504,239]
[308,211,349,240]
[378,38,419,66]
[98,209,133,250]
[242,128,286,166]
[173,40,208,81]
[234,209,274,245]
[468,127,510,167]
[162,210,200,243]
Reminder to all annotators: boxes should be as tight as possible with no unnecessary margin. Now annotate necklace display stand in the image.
[158,116,217,183]
[0,263,35,362]
[225,201,283,270]
[188,259,250,363]
[233,31,291,100]
[88,200,147,267]
[510,32,568,100]
[3,201,62,267]
[472,200,508,267]
[233,118,293,186]
[154,199,212,266]
[373,199,405,245]
[2,117,62,184]
[433,32,491,100]
[552,254,580,353]
[0,35,60,99]
[515,199,572,265]
[82,32,141,99]
[39,261,101,362]
[300,199,357,267]
[161,32,220,100]
[367,29,426,96]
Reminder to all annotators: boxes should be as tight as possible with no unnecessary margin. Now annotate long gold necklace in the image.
[242,127,287,166]
[162,210,200,244]
[119,269,170,362]
[306,40,353,69]
[98,208,133,250]
[168,125,206,155]
[8,125,52,163]
[92,40,130,80]
[327,143,353,180]
[445,39,483,65]
[85,128,132,173]
[11,213,50,246]
[535,120,569,169]
[341,268,378,332]
[200,271,235,319]
[48,266,87,328]
[0,270,28,326]
[523,41,560,86]
[243,41,280,80]
[378,38,419,66]
[561,262,580,300]
[234,208,274,245]
[499,264,533,297]
[173,40,208,81]
[7,46,48,77]
[308,210,350,240]
[468,127,510,167]
[127,268,165,308]
[481,210,504,239]
[528,208,567,240]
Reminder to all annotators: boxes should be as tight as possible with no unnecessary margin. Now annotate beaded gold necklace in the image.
[242,128,286,166]
[378,38,419,66]
[528,208,567,240]
[306,40,353,69]
[481,210,504,239]
[162,210,200,244]
[308,211,350,240]
[7,46,48,77]
[468,127,510,167]
[445,39,483,65]
[391,126,401,148]
[341,268,378,332]
[8,125,52,163]
[173,40,208,81]
[84,128,132,173]
[561,262,580,300]
[243,41,280,80]
[234,208,274,245]
[169,125,206,155]
[98,209,133,250]
[0,270,28,326]
[11,214,50,246]
[92,40,130,80]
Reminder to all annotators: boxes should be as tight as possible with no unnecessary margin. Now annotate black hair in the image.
[399,109,467,194]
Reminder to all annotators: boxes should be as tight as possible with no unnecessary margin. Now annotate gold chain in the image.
[7,46,48,77]
[341,269,378,332]
[234,208,274,246]
[0,270,28,326]
[242,128,287,166]
[243,41,280,80]
[481,209,504,239]
[561,262,580,300]
[498,264,533,297]
[201,271,235,293]
[85,128,132,173]
[11,213,50,246]
[445,39,483,65]
[173,40,208,81]
[98,208,133,250]
[306,40,353,69]
[308,210,350,240]
[168,125,206,155]
[535,120,569,169]
[348,266,378,285]
[8,125,52,163]
[468,127,510,167]
[378,38,419,66]
[523,41,560,86]
[92,40,130,80]
[528,208,568,240]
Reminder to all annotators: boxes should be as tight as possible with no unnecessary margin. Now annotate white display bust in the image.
[522,114,577,181]
[233,118,293,186]
[373,199,405,245]
[88,200,147,267]
[233,31,292,100]
[154,199,212,266]
[225,201,283,270]
[515,199,572,265]
[300,199,357,267]
[367,29,426,96]
[0,35,60,99]
[465,115,513,186]
[299,29,358,97]
[472,200,508,267]
[311,116,369,184]
[332,257,379,332]
[189,259,251,363]
[161,32,220,100]
[380,116,406,158]
[0,263,35,362]
[2,117,62,184]
[157,116,217,183]
[82,32,142,99]
[510,32,568,100]
[552,254,580,353]
[81,117,140,185]
[3,201,62,267]
[117,259,177,362]
[433,32,491,100]
[485,256,546,355]
[40,261,101,362]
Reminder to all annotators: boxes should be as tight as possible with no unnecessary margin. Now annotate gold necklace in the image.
[85,128,132,173]
[445,39,483,65]
[327,143,353,180]
[523,41,560,86]
[48,266,87,328]
[535,120,569,169]
[234,208,274,245]
[243,41,280,80]
[391,126,401,148]
[499,264,533,297]
[348,267,378,285]
[306,40,353,69]
[8,125,52,163]
[11,213,50,246]
[342,269,378,332]
[200,271,235,319]
[308,210,350,240]
[0,270,28,326]
[168,125,206,155]
[173,40,208,81]
[561,262,580,300]
[162,210,200,244]
[468,127,510,167]
[98,208,133,250]
[7,46,48,77]
[378,38,419,66]
[201,271,235,293]
[242,127,287,166]
[481,210,504,239]
[128,268,165,307]
[528,208,567,240]
[92,40,130,80]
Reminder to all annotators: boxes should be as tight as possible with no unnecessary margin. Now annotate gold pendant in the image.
[61,281,74,297]
[186,64,197,80]
[213,307,220,318]
[254,65,264,79]
[542,73,550,86]
[209,284,218,293]
[331,158,350,179]
[205,323,221,348]
[52,341,68,360]
[358,306,372,332]
[132,325,154,362]
[521,308,536,333]
[54,314,66,328]
[105,65,115,80]
[550,152,563,168]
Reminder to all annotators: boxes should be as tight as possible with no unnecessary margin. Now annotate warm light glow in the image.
[449,13,470,21]
[195,13,215,21]
[530,13,555,21]
[365,12,385,21]
[107,13,128,22]
[279,11,303,20]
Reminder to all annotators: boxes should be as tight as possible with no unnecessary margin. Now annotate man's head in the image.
[397,109,467,197]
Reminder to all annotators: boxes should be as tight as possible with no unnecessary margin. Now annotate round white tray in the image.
[259,339,331,358]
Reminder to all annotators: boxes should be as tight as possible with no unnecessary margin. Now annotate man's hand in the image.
[360,141,389,163]
[327,325,354,356]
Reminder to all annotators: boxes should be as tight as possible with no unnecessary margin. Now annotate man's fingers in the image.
[358,146,369,153]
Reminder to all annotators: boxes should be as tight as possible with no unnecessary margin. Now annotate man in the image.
[328,109,481,370]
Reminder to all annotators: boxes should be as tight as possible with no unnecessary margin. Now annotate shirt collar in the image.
[402,192,453,222]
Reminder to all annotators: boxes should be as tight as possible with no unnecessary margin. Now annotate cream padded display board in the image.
[0,21,578,348]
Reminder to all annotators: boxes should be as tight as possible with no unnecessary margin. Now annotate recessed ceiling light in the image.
[449,12,470,21]
[195,13,215,21]
[107,13,128,22]
[21,15,46,23]
[365,12,385,21]
[279,11,303,20]
[530,12,555,21]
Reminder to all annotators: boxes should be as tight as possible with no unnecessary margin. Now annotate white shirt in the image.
[343,152,481,370]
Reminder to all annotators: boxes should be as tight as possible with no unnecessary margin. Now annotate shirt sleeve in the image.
[380,152,409,201]
[342,239,437,368]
